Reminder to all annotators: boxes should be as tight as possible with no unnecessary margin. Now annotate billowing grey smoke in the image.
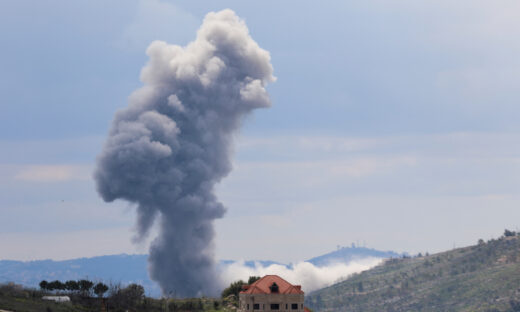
[94,9,274,297]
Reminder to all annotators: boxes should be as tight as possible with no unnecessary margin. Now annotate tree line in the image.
[38,279,149,311]
[39,279,108,297]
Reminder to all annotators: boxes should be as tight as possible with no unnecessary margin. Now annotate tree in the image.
[122,283,145,305]
[222,276,262,299]
[504,229,516,237]
[93,282,109,298]
[78,279,94,296]
[221,280,245,298]
[248,276,261,284]
[108,283,145,310]
[65,280,79,292]
[39,280,49,291]
[48,280,65,292]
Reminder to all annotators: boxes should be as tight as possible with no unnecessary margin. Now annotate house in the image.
[238,275,308,312]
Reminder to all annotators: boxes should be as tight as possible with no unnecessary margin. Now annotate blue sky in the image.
[1,0,520,262]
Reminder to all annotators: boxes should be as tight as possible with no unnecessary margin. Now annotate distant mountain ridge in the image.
[0,254,159,296]
[0,246,401,297]
[306,246,402,267]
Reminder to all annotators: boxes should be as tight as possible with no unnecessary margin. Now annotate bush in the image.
[107,283,145,311]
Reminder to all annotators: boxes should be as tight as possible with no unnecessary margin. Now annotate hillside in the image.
[306,233,520,312]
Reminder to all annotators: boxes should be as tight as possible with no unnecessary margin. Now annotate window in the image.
[247,304,250,310]
[301,304,303,309]
[291,304,298,310]
[286,304,288,310]
[254,304,260,310]
[271,304,280,310]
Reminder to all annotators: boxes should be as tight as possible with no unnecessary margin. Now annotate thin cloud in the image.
[14,165,91,182]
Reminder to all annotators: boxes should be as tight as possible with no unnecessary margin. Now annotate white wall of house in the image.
[238,293,304,312]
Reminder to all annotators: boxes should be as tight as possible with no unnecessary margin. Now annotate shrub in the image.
[107,283,145,311]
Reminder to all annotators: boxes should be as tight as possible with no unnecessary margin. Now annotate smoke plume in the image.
[94,9,274,297]
[219,258,383,293]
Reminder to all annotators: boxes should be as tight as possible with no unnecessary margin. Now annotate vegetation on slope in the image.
[0,282,232,312]
[306,230,520,312]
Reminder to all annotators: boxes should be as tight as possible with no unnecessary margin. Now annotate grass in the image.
[0,284,89,311]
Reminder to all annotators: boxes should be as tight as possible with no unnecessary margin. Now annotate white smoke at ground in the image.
[94,9,274,297]
[219,258,383,293]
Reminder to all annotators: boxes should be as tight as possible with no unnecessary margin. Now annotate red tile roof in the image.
[240,275,304,294]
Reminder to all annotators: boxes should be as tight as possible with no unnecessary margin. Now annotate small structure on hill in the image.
[238,275,307,312]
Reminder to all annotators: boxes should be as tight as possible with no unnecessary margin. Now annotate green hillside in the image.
[306,232,520,312]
